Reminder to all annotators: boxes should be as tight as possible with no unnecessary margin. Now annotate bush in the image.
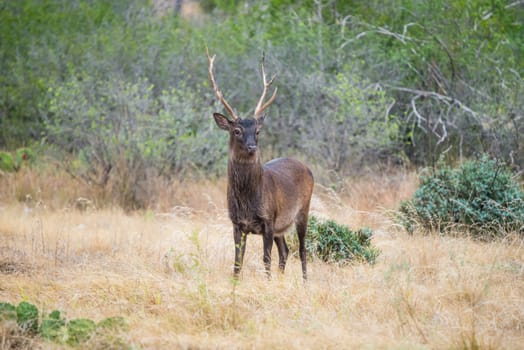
[0,302,17,321]
[66,318,97,345]
[0,148,36,173]
[0,152,15,172]
[291,215,380,265]
[44,75,224,209]
[41,310,66,342]
[398,155,524,238]
[16,301,39,334]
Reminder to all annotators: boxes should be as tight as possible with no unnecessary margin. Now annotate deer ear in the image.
[213,113,232,131]
[256,114,265,127]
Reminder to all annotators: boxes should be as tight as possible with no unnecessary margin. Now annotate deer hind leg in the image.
[274,236,289,273]
[233,227,247,279]
[295,212,309,281]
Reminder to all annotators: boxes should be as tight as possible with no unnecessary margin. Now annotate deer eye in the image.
[234,129,242,136]
[255,130,260,136]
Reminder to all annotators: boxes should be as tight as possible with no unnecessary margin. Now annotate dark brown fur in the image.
[213,113,314,280]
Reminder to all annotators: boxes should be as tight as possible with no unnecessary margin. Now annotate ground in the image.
[0,171,523,349]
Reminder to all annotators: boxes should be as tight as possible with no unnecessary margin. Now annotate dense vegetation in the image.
[302,216,380,264]
[399,156,524,238]
[1,0,523,208]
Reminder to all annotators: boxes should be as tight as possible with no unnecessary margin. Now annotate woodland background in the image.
[1,0,523,209]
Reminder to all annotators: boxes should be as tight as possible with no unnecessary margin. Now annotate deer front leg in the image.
[233,226,246,279]
[262,230,274,279]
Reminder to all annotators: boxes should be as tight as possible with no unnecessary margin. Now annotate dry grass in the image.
[1,169,523,349]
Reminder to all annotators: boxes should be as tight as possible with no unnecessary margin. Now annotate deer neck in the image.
[227,155,263,200]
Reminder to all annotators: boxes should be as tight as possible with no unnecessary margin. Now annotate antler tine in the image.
[253,52,278,119]
[206,48,239,121]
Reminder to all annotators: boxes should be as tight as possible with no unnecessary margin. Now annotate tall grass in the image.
[1,170,523,349]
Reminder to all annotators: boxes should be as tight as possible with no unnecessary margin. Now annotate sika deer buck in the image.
[206,50,314,280]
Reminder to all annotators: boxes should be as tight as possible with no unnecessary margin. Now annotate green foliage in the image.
[66,318,97,345]
[2,0,523,180]
[0,302,17,321]
[15,147,36,166]
[16,301,39,334]
[307,71,400,172]
[0,152,15,172]
[0,301,130,347]
[399,155,524,238]
[293,215,380,265]
[0,148,36,172]
[41,310,67,342]
[45,75,224,208]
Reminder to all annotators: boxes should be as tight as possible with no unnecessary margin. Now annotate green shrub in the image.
[0,152,15,172]
[66,318,97,345]
[0,302,17,321]
[291,215,380,265]
[0,148,36,172]
[16,301,39,334]
[399,155,524,238]
[44,76,223,209]
[15,147,36,168]
[41,310,67,342]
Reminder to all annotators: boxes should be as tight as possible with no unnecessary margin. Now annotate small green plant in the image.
[291,215,380,264]
[0,302,17,321]
[398,155,524,238]
[16,301,39,334]
[0,148,35,172]
[0,151,15,172]
[0,301,129,347]
[66,318,97,345]
[15,147,36,167]
[41,310,67,342]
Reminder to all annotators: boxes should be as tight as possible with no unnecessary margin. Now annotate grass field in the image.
[0,169,523,349]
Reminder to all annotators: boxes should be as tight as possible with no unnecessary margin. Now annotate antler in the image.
[206,48,239,121]
[253,52,278,119]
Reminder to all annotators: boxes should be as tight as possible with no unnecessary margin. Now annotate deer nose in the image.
[247,144,257,153]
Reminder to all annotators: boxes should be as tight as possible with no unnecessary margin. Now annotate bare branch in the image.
[386,85,482,123]
[433,117,447,145]
[411,95,427,130]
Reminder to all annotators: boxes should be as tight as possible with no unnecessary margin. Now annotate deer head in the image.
[207,49,277,161]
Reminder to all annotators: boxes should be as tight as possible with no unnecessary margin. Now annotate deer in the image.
[206,49,314,280]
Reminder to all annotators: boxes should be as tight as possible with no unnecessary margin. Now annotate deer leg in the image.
[233,227,246,278]
[274,236,289,273]
[296,215,308,281]
[262,232,274,279]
